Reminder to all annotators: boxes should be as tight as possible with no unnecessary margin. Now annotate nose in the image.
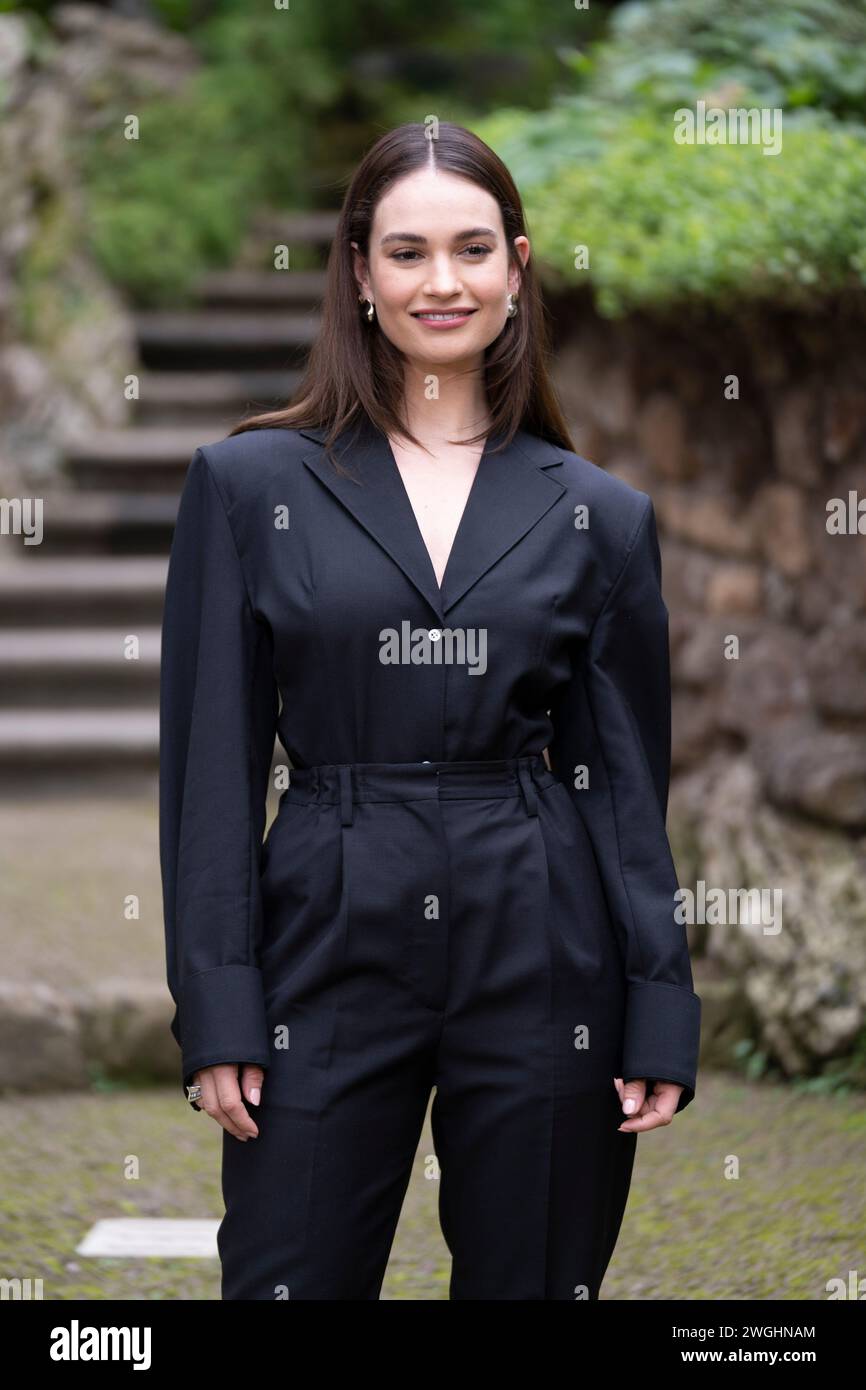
[424,256,463,296]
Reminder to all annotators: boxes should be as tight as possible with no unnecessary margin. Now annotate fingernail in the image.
[623,1099,636,1113]
[251,1087,260,1105]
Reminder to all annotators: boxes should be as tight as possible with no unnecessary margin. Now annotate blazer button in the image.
[421,760,431,764]
[428,628,441,641]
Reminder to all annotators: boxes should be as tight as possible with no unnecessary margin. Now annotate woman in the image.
[159,121,701,1301]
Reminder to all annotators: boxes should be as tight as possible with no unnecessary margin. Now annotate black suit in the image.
[159,416,701,1299]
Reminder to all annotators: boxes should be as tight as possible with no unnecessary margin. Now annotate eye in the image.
[390,244,493,263]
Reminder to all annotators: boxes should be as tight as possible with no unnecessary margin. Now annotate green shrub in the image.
[78,7,334,303]
[475,0,866,316]
[580,0,866,121]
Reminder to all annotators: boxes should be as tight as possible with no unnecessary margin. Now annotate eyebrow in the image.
[379,227,499,246]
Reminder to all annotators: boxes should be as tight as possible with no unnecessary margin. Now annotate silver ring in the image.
[186,1083,203,1104]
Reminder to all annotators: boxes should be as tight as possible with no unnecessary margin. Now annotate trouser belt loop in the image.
[338,765,354,826]
[517,758,538,817]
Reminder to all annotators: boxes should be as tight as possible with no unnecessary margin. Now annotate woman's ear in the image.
[350,240,369,300]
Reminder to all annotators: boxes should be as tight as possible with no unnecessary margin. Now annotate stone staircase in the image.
[2,212,338,781]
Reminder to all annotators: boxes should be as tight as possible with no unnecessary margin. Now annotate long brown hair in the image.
[228,121,575,472]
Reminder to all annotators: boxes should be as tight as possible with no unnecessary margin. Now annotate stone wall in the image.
[0,5,195,494]
[552,290,866,1087]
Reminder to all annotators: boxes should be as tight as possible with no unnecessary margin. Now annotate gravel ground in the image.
[2,1074,863,1301]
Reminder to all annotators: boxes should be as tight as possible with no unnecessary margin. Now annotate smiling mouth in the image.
[411,309,478,320]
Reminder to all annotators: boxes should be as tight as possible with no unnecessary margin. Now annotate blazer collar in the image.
[299,417,566,618]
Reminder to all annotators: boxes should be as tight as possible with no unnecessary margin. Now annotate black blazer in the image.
[159,416,701,1111]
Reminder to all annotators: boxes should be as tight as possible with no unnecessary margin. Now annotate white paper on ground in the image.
[75,1218,219,1258]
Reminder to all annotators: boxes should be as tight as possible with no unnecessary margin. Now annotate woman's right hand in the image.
[193,1063,264,1139]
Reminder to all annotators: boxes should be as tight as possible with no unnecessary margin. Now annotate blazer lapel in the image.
[300,417,567,619]
[439,429,566,614]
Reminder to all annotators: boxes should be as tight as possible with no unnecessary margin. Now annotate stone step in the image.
[0,708,159,766]
[266,210,339,245]
[193,268,327,309]
[135,309,319,370]
[0,715,287,781]
[24,491,179,555]
[134,368,301,424]
[0,556,167,625]
[0,628,161,702]
[63,426,227,490]
[0,219,336,782]
[0,627,161,705]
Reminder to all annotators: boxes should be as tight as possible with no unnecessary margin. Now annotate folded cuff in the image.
[621,980,702,1113]
[176,963,271,1110]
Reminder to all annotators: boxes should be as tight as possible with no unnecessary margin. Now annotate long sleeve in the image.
[159,447,279,1108]
[548,495,701,1113]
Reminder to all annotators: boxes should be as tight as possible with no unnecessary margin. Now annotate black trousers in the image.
[218,756,637,1300]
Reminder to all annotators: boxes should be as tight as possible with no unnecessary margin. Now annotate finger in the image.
[618,1089,677,1132]
[240,1064,265,1108]
[199,1066,254,1139]
[197,1068,228,1127]
[618,1111,669,1132]
[215,1069,260,1140]
[618,1077,646,1118]
[613,1077,647,1107]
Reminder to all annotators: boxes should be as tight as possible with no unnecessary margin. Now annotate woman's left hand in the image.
[614,1076,683,1131]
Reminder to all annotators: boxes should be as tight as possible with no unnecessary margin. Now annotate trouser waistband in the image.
[284,755,556,824]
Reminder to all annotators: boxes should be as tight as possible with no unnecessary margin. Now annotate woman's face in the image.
[352,168,529,373]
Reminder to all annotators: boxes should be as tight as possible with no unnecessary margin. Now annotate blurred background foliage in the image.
[71,0,607,301]
[6,0,866,309]
[475,0,866,316]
